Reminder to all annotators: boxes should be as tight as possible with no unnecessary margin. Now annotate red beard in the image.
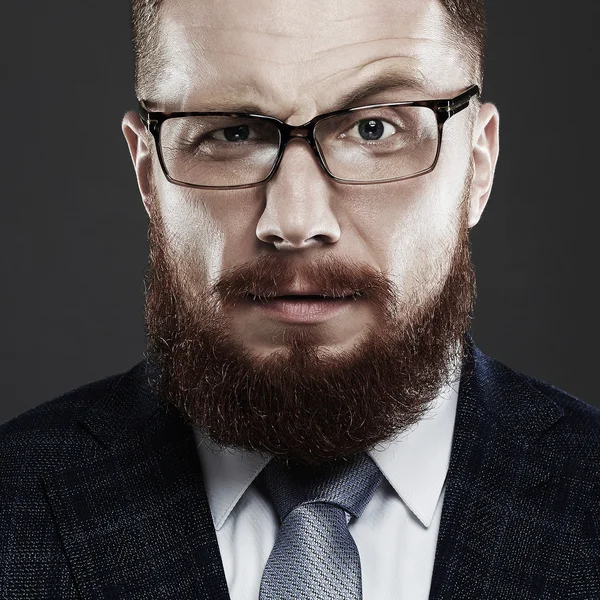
[144,198,475,466]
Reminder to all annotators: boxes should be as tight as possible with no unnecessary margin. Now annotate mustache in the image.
[211,253,399,309]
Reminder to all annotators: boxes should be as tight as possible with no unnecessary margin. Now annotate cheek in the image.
[386,201,452,294]
[344,174,465,296]
[154,176,262,284]
[348,176,455,250]
[158,189,223,282]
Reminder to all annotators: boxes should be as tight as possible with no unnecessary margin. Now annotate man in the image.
[1,0,598,598]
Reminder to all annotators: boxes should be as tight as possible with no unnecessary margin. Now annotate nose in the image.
[255,139,341,251]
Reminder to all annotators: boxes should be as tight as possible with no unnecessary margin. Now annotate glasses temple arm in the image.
[137,100,156,132]
[444,85,481,118]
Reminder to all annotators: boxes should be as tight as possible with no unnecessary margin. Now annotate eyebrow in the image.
[330,71,429,111]
[144,71,430,116]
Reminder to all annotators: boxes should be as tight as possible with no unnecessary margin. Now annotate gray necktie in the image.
[258,452,384,600]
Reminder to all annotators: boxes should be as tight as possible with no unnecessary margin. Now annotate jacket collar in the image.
[43,340,565,599]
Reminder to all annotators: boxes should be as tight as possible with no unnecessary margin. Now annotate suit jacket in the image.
[1,343,599,599]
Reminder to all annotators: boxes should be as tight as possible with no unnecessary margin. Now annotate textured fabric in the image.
[0,370,231,600]
[194,379,459,600]
[1,340,599,599]
[258,453,383,599]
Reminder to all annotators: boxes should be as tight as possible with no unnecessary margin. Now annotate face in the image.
[123,0,499,464]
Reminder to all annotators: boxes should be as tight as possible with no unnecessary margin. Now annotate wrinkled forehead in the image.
[151,0,469,121]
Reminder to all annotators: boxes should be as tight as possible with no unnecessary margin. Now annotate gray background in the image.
[1,1,598,424]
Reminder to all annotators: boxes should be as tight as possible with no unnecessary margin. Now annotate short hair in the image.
[130,0,486,101]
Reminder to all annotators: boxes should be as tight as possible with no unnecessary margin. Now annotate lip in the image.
[244,294,356,324]
[248,286,355,297]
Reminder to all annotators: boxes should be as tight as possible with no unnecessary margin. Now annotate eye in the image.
[347,118,396,141]
[212,125,256,142]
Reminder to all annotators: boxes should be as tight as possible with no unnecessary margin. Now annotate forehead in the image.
[153,0,468,119]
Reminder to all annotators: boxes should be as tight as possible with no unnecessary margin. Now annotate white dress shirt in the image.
[193,376,459,600]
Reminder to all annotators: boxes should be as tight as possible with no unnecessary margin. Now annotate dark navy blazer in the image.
[1,343,599,599]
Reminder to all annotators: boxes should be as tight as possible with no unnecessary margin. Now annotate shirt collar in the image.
[194,375,459,530]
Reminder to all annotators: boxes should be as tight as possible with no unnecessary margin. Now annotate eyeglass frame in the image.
[138,84,480,190]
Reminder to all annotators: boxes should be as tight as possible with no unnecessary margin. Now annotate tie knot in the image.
[261,452,384,523]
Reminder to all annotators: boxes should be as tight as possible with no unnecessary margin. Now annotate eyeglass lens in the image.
[159,106,439,187]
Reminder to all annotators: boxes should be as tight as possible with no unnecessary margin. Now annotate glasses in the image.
[138,85,479,190]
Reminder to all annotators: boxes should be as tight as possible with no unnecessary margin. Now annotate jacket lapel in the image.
[428,344,566,599]
[42,363,231,600]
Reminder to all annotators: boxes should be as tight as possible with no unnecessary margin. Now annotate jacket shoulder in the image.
[0,368,146,597]
[0,367,134,478]
[521,370,600,440]
[486,351,600,460]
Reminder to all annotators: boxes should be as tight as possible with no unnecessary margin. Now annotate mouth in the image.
[243,292,360,323]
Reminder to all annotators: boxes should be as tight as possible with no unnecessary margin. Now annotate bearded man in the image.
[1,0,599,598]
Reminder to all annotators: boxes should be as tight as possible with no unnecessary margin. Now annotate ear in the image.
[467,102,500,228]
[122,111,153,217]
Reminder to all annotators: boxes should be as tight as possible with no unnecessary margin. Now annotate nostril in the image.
[273,238,322,251]
[260,234,284,246]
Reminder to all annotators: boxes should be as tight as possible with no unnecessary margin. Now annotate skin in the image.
[122,0,499,359]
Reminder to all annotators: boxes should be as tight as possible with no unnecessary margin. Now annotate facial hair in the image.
[144,182,476,466]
